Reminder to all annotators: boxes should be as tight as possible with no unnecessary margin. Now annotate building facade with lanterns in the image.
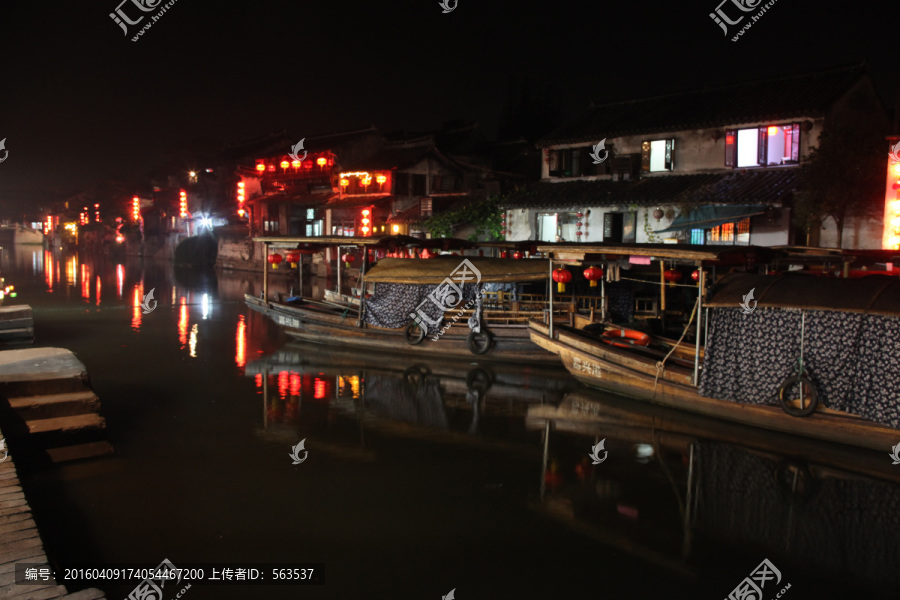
[500,65,890,250]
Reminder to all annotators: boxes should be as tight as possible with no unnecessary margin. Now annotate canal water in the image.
[3,246,898,599]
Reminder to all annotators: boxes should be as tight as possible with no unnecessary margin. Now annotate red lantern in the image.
[267,253,283,269]
[342,253,355,268]
[575,231,583,236]
[583,266,604,287]
[664,269,682,284]
[691,269,701,282]
[512,251,523,259]
[552,268,572,293]
[286,251,300,268]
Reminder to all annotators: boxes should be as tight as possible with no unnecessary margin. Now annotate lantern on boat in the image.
[342,253,355,268]
[664,268,682,286]
[512,251,523,259]
[691,269,701,282]
[553,268,572,293]
[500,251,509,259]
[583,266,604,287]
[267,253,283,269]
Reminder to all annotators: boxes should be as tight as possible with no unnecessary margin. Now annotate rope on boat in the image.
[653,296,700,398]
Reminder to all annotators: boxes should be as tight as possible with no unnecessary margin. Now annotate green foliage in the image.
[422,196,504,241]
[174,233,218,266]
[792,127,886,247]
[642,210,661,243]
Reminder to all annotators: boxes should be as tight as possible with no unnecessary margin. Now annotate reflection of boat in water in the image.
[245,236,567,364]
[530,243,900,451]
[245,342,577,450]
[526,388,900,592]
[0,223,44,245]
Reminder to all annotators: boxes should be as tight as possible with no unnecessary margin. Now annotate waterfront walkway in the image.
[0,423,106,599]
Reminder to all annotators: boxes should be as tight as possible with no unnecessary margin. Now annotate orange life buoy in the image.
[600,328,651,349]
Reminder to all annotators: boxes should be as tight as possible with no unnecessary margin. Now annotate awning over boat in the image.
[538,243,781,264]
[654,205,767,234]
[363,257,549,284]
[706,273,900,317]
[253,235,479,250]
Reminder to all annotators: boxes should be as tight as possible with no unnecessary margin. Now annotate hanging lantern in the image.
[583,266,604,287]
[653,209,664,220]
[317,157,327,167]
[552,268,573,293]
[267,253,283,269]
[376,174,387,185]
[500,229,507,235]
[500,251,509,259]
[691,269,701,282]
[286,251,300,268]
[576,212,584,218]
[342,253,355,268]
[512,251,523,259]
[280,160,290,170]
[664,269,682,286]
[576,231,583,236]
[576,222,583,227]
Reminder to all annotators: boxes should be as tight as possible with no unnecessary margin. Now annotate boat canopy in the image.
[363,257,549,284]
[537,243,782,265]
[253,235,479,250]
[706,273,900,317]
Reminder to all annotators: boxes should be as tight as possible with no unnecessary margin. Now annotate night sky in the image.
[0,1,896,206]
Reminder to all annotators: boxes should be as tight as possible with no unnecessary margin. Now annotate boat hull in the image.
[247,294,558,364]
[528,321,900,451]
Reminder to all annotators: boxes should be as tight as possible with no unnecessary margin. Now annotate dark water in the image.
[4,246,899,600]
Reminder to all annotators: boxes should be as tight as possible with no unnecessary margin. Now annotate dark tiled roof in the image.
[248,191,336,208]
[539,65,867,147]
[325,194,394,209]
[387,197,470,224]
[302,126,380,153]
[499,169,799,209]
[343,144,435,171]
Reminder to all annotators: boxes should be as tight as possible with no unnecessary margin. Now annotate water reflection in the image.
[245,342,577,444]
[528,388,900,592]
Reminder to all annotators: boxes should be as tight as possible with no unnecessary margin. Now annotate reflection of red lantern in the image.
[267,253,283,269]
[691,269,701,282]
[664,269,682,285]
[552,268,572,293]
[342,253,355,268]
[512,251,523,259]
[583,266,603,287]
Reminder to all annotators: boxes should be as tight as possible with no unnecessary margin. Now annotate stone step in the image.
[25,414,106,435]
[8,391,100,421]
[0,327,34,341]
[0,306,33,321]
[46,442,114,463]
[0,318,34,330]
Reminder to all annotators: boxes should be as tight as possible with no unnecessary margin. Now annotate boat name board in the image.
[572,356,602,378]
[276,314,302,329]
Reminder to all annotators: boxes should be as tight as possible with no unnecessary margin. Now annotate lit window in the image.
[725,124,800,168]
[641,139,674,172]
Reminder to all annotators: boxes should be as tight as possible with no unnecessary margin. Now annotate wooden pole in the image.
[548,257,554,338]
[659,260,666,312]
[263,242,269,303]
[358,246,369,327]
[336,245,342,296]
[694,268,704,386]
[600,267,607,321]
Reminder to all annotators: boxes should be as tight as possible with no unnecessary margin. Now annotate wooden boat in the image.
[528,243,900,451]
[245,236,571,363]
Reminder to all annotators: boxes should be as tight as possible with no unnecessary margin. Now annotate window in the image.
[412,174,426,196]
[549,147,611,178]
[536,212,582,242]
[641,139,674,172]
[603,212,636,243]
[725,124,800,168]
[420,198,433,217]
[705,218,751,245]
